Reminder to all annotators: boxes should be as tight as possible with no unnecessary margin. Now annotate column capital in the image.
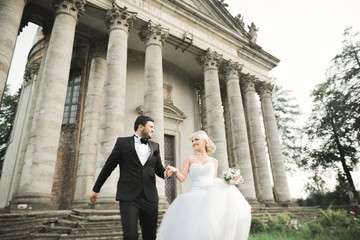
[196,48,223,71]
[256,81,273,99]
[223,60,242,80]
[138,20,169,47]
[53,0,86,21]
[240,73,257,93]
[105,4,137,32]
[23,62,40,83]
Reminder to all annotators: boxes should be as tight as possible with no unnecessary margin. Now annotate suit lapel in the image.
[144,141,154,166]
[129,136,142,165]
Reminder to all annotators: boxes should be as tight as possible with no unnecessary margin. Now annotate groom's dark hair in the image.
[134,115,154,131]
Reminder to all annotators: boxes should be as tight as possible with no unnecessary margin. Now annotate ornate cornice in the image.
[138,20,169,47]
[53,0,86,20]
[105,3,137,32]
[196,48,223,71]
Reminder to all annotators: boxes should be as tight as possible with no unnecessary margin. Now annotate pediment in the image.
[174,0,249,38]
[136,103,187,125]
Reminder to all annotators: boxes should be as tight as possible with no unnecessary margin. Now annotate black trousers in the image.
[119,192,158,240]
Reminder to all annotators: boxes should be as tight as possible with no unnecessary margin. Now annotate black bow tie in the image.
[140,138,148,145]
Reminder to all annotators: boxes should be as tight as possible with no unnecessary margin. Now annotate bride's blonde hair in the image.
[189,130,216,154]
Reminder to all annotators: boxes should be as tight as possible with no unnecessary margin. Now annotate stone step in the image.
[0,231,31,240]
[0,206,324,239]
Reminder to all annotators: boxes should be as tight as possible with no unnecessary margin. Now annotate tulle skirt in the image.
[157,178,251,240]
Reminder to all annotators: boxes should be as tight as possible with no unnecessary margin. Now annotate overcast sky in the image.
[6,0,360,198]
[225,0,360,197]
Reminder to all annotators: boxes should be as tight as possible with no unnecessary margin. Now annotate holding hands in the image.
[165,165,178,177]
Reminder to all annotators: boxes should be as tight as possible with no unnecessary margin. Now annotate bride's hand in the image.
[168,166,178,174]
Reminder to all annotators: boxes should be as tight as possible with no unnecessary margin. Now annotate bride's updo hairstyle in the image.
[189,130,216,154]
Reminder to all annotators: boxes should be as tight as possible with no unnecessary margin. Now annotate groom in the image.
[89,115,172,240]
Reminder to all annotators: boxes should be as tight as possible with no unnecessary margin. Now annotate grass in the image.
[249,230,357,240]
[248,208,359,240]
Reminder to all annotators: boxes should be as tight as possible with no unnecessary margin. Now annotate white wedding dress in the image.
[157,162,251,240]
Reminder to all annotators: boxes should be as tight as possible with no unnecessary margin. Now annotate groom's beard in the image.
[140,129,152,139]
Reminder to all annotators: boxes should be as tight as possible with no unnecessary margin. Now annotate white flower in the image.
[223,167,244,185]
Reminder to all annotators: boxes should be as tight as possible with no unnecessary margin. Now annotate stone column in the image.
[95,5,136,206]
[0,0,28,103]
[11,36,50,201]
[241,74,275,204]
[196,48,229,177]
[139,20,169,206]
[222,90,234,167]
[73,40,107,207]
[257,82,291,203]
[0,62,40,209]
[224,62,257,203]
[12,0,86,210]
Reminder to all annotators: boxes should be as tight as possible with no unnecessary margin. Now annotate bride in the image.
[158,130,251,240]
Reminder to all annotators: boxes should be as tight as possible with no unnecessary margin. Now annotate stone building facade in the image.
[0,0,291,211]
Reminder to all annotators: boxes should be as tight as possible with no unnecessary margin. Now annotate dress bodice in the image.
[189,162,215,192]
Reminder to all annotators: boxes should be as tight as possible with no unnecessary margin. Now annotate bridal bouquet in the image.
[223,167,244,185]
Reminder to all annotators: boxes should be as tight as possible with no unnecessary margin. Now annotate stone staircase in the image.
[251,205,323,224]
[0,206,321,239]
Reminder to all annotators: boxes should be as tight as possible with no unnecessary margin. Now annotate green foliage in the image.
[303,27,360,203]
[0,85,20,177]
[250,217,266,233]
[307,220,324,235]
[319,208,348,228]
[271,81,303,170]
[266,211,294,232]
[249,209,360,240]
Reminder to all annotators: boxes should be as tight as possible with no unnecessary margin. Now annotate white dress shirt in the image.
[134,134,151,166]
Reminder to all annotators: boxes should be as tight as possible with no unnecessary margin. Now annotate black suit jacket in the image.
[92,136,165,203]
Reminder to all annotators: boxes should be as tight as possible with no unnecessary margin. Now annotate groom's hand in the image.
[89,191,99,203]
[165,165,174,177]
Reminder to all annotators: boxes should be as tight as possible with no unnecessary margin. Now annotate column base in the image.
[10,193,57,211]
[247,199,265,208]
[277,201,297,207]
[260,199,278,207]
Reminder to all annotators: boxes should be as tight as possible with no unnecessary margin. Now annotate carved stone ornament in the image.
[256,81,273,99]
[196,48,223,71]
[240,73,258,93]
[138,20,170,47]
[136,103,187,125]
[223,60,242,80]
[53,0,86,20]
[105,3,137,32]
[23,62,40,84]
[247,22,258,44]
